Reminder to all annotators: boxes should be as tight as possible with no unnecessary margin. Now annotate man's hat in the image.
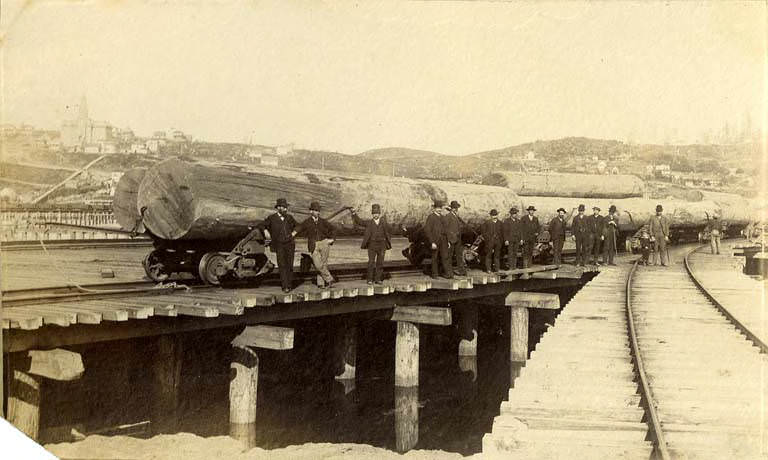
[557,207,566,213]
[578,204,585,211]
[609,205,617,213]
[527,205,536,211]
[450,200,461,209]
[433,200,444,208]
[275,198,289,208]
[372,203,382,214]
[309,201,321,211]
[656,204,663,212]
[510,207,519,214]
[490,209,499,216]
[593,206,601,211]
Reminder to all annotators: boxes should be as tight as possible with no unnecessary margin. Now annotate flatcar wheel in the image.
[143,250,170,282]
[199,252,228,285]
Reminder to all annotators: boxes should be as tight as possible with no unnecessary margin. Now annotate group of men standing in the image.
[571,204,621,266]
[259,196,675,292]
[478,205,542,273]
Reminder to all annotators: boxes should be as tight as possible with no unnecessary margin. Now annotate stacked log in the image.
[521,197,723,230]
[122,159,524,240]
[482,171,645,199]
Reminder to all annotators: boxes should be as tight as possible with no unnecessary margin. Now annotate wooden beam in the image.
[27,349,84,381]
[7,353,41,440]
[230,345,258,425]
[395,385,419,453]
[395,322,419,387]
[391,306,452,326]
[458,308,478,357]
[510,306,528,363]
[334,322,357,381]
[231,325,294,350]
[5,277,588,353]
[151,334,183,434]
[505,292,560,310]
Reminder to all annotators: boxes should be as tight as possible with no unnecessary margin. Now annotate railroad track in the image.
[0,238,154,251]
[485,242,767,459]
[2,259,424,307]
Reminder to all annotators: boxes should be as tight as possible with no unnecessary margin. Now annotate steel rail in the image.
[625,259,672,460]
[2,260,427,307]
[684,245,768,354]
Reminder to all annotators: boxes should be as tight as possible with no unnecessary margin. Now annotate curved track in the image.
[485,242,766,459]
[628,244,767,459]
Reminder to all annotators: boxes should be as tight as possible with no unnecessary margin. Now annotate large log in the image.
[482,171,645,199]
[699,191,753,224]
[217,162,525,228]
[521,196,727,230]
[113,168,146,232]
[129,159,523,240]
[135,159,340,240]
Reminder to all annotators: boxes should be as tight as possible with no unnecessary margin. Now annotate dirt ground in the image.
[45,433,482,460]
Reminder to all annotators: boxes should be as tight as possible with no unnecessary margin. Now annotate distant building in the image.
[260,153,279,167]
[61,95,117,152]
[275,143,294,156]
[130,143,149,154]
[654,164,671,177]
[525,151,536,161]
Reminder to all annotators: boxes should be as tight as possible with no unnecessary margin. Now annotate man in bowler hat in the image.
[480,209,503,272]
[586,206,605,265]
[602,204,619,265]
[351,204,391,284]
[261,198,298,292]
[296,201,336,287]
[548,207,567,265]
[571,204,589,266]
[503,207,522,270]
[424,200,451,279]
[648,204,670,266]
[443,200,466,276]
[521,205,540,268]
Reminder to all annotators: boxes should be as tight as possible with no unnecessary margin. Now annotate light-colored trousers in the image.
[652,236,668,265]
[710,234,721,254]
[312,239,334,284]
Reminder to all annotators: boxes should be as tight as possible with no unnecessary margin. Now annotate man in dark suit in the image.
[602,204,619,265]
[351,204,391,284]
[296,201,336,287]
[571,204,589,266]
[424,200,451,279]
[548,207,567,266]
[521,205,540,268]
[261,197,298,292]
[503,207,522,270]
[586,206,605,265]
[443,200,466,276]
[480,209,503,273]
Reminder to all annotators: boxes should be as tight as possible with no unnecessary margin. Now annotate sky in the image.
[1,1,765,155]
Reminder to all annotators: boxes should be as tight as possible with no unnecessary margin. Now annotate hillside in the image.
[359,147,447,162]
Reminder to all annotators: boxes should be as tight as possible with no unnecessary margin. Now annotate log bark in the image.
[482,171,645,198]
[127,159,523,240]
[521,196,740,230]
[113,168,146,232]
[135,159,340,240]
